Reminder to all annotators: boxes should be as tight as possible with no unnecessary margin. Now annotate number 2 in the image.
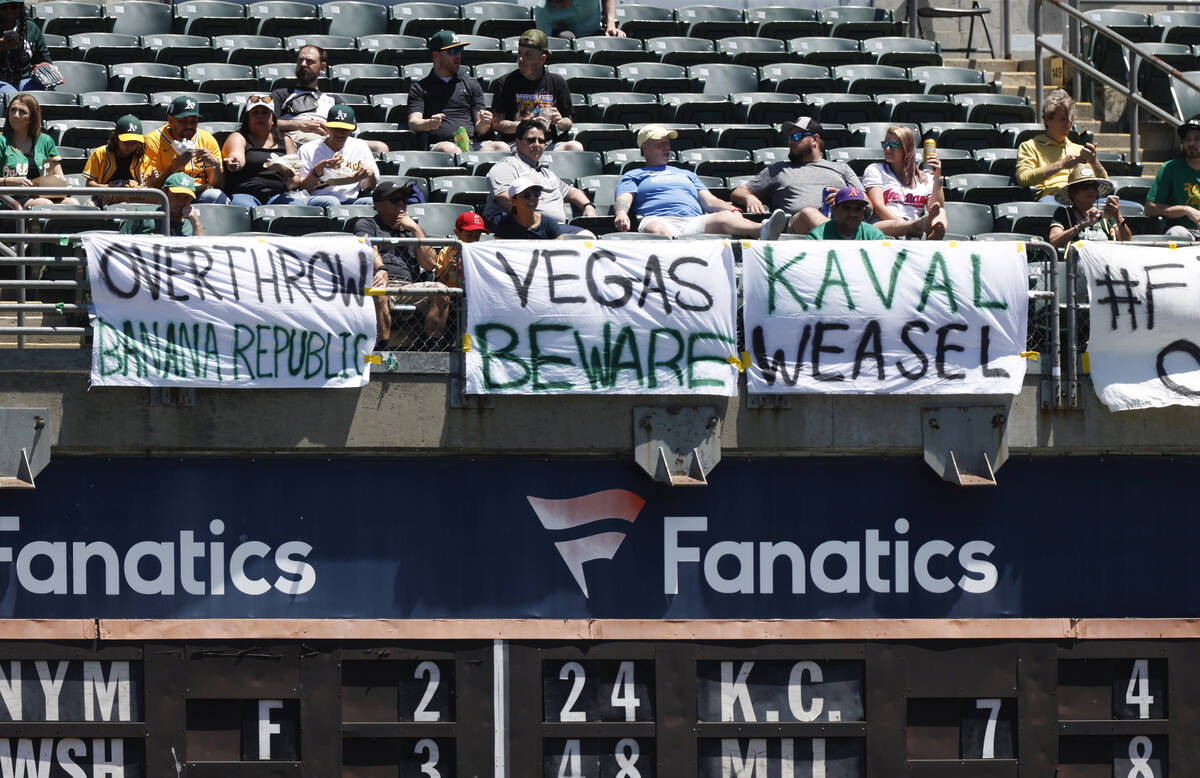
[414,661,440,721]
[975,698,1001,759]
[559,662,586,722]
[1125,659,1154,720]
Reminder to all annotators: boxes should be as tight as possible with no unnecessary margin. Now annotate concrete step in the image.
[945,56,1022,73]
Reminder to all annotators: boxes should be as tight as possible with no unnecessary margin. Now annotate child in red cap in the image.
[427,211,488,338]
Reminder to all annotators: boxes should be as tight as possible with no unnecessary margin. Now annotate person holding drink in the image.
[862,125,947,239]
[1047,165,1131,248]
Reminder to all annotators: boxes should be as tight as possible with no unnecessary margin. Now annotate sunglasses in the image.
[517,189,542,198]
[789,131,815,142]
[880,141,902,150]
[247,95,273,105]
[523,136,547,144]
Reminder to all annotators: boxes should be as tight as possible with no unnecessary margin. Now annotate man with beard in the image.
[1146,115,1200,240]
[490,29,582,150]
[408,31,507,154]
[143,95,228,203]
[483,118,593,230]
[731,116,862,236]
[272,46,388,155]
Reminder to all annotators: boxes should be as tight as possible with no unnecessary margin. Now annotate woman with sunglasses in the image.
[862,125,946,239]
[495,175,594,239]
[220,94,305,208]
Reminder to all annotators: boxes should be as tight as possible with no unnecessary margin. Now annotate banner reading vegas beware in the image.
[743,241,1029,394]
[463,240,739,395]
[83,234,377,388]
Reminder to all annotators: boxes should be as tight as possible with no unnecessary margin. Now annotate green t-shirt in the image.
[119,217,192,237]
[0,133,59,178]
[534,0,602,37]
[1146,157,1200,229]
[805,220,887,240]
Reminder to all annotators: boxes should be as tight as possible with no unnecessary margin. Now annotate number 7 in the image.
[975,698,1001,759]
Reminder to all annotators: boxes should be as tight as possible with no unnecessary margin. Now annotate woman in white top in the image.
[862,125,947,239]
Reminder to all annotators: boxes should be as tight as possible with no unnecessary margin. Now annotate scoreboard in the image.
[0,639,1188,777]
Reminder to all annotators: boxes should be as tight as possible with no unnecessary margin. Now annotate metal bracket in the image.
[448,352,494,409]
[745,394,793,409]
[149,387,195,407]
[634,406,722,486]
[0,408,49,489]
[921,405,1008,487]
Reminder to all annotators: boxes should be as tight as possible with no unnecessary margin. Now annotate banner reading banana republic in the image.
[742,241,1029,394]
[83,234,377,388]
[1077,241,1200,411]
[462,240,739,395]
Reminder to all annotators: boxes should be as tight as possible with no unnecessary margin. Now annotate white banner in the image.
[84,234,377,388]
[463,240,739,395]
[743,241,1029,394]
[1077,241,1200,411]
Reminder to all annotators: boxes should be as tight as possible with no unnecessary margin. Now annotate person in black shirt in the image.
[221,94,304,208]
[491,29,582,150]
[352,181,437,284]
[0,0,53,95]
[407,31,507,155]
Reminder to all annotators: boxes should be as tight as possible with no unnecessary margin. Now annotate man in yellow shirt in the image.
[143,95,228,203]
[1015,88,1106,202]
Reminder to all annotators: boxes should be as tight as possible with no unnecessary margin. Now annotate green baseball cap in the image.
[326,104,356,130]
[164,172,196,198]
[115,114,143,142]
[168,95,200,119]
[518,28,549,52]
[428,30,468,51]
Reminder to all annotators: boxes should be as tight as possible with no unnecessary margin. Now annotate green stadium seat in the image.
[575,36,647,67]
[613,4,680,39]
[1108,176,1152,203]
[1171,70,1200,120]
[851,121,918,148]
[328,63,408,95]
[831,63,916,95]
[993,201,1059,233]
[71,32,144,65]
[55,61,111,95]
[941,201,994,235]
[828,146,885,176]
[953,93,1035,124]
[326,204,376,232]
[453,35,503,68]
[24,92,82,121]
[1137,43,1200,109]
[542,150,604,182]
[110,62,191,93]
[590,93,667,125]
[79,91,153,121]
[215,34,285,68]
[910,65,995,96]
[998,122,1053,148]
[751,147,790,165]
[931,147,978,175]
[150,91,225,121]
[704,123,781,154]
[357,124,417,151]
[570,123,635,153]
[819,5,901,41]
[463,1,530,39]
[35,1,110,37]
[921,121,1001,151]
[688,62,758,96]
[547,63,623,93]
[944,173,1028,206]
[716,36,787,68]
[247,1,325,38]
[878,94,962,123]
[320,1,387,38]
[251,205,330,235]
[759,63,838,94]
[662,93,735,125]
[618,62,692,93]
[359,34,425,68]
[286,35,362,66]
[862,37,942,68]
[1154,11,1200,45]
[677,5,750,38]
[145,33,212,68]
[730,92,802,124]
[409,203,472,238]
[185,62,260,94]
[788,37,869,67]
[257,62,305,91]
[456,150,511,175]
[677,147,756,178]
[604,147,673,174]
[383,150,460,178]
[106,0,171,36]
[430,175,491,207]
[49,119,113,150]
[402,63,434,82]
[190,203,252,235]
[390,2,465,38]
[43,32,75,62]
[802,93,879,124]
[56,146,88,175]
[645,37,718,66]
[974,148,1018,177]
[1084,10,1159,83]
[175,0,250,37]
[369,93,409,125]
[746,6,823,40]
[578,174,620,204]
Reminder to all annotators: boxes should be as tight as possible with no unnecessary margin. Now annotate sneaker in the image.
[759,209,787,241]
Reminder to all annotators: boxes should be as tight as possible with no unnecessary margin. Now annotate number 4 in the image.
[611,661,640,721]
[1126,659,1154,720]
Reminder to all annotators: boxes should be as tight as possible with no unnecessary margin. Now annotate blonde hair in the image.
[1042,88,1074,123]
[885,125,926,189]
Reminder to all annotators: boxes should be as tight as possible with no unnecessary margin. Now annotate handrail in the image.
[1034,0,1200,166]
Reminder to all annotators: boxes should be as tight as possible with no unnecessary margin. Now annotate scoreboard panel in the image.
[0,639,1192,776]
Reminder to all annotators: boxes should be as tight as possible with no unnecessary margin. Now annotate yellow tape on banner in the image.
[364,354,381,365]
[1021,351,1039,360]
[1082,352,1090,373]
[365,287,386,296]
[1016,242,1024,251]
[462,333,471,352]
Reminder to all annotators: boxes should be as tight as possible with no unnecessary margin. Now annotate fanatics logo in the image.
[528,489,645,598]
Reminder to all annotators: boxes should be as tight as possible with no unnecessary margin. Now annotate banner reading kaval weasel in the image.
[743,241,1028,395]
[84,234,377,388]
[463,240,738,395]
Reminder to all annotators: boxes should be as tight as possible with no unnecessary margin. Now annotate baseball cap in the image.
[636,124,678,148]
[519,28,549,51]
[833,185,867,206]
[115,114,144,143]
[781,116,822,136]
[456,211,488,232]
[326,104,356,130]
[1178,114,1200,139]
[372,181,416,203]
[164,172,197,198]
[428,30,468,51]
[168,96,200,119]
[509,175,543,198]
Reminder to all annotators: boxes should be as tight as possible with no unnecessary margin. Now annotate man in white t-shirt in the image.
[297,105,379,208]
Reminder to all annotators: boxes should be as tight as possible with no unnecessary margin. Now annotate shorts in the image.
[429,140,487,152]
[637,213,710,238]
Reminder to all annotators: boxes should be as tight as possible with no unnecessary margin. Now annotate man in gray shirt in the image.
[732,116,862,235]
[484,118,595,228]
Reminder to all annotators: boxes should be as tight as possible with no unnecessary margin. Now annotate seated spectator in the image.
[806,186,886,240]
[483,119,594,230]
[144,96,228,204]
[426,210,485,338]
[298,105,378,208]
[272,45,388,155]
[0,0,57,95]
[407,31,508,155]
[119,172,204,236]
[1146,116,1200,240]
[490,30,583,150]
[221,94,306,209]
[1016,88,1106,202]
[731,117,861,236]
[495,175,594,238]
[863,125,946,239]
[84,114,156,205]
[1048,165,1131,248]
[534,0,624,39]
[0,92,75,206]
[615,124,787,239]
[353,181,435,284]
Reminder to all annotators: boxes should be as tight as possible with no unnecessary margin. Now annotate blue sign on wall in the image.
[0,456,1194,619]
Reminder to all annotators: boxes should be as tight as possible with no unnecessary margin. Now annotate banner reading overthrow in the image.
[463,240,739,395]
[1077,241,1200,411]
[743,241,1028,394]
[84,234,377,388]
